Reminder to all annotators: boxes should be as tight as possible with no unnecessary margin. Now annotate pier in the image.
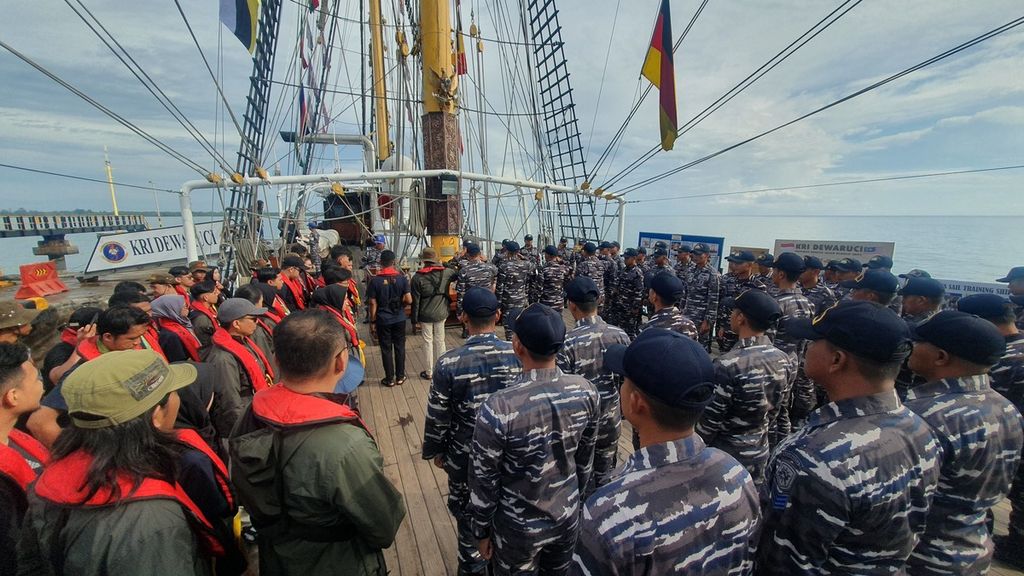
[0,213,147,269]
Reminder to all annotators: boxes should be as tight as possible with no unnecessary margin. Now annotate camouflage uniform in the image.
[802,282,837,315]
[455,260,498,316]
[575,256,607,302]
[469,368,600,575]
[674,259,695,286]
[773,288,816,425]
[994,333,1024,545]
[641,306,698,340]
[895,310,939,401]
[757,274,780,297]
[683,263,721,349]
[572,436,759,576]
[423,333,523,575]
[716,275,769,353]
[757,391,941,574]
[556,316,631,495]
[533,259,571,311]
[609,264,645,338]
[904,375,1024,574]
[497,255,536,339]
[521,244,540,267]
[696,335,796,485]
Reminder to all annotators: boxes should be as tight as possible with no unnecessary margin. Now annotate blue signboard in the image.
[638,231,727,271]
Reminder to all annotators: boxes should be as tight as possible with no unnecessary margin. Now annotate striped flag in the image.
[220,0,260,54]
[641,0,677,151]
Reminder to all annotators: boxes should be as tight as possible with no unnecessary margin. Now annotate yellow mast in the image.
[369,0,391,162]
[103,146,119,216]
[420,0,461,261]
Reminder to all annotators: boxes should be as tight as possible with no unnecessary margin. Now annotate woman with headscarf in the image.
[151,295,201,362]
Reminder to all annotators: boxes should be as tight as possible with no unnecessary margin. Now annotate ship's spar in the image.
[193,0,621,287]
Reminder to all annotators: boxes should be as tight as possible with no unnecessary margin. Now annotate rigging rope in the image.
[615,14,1024,195]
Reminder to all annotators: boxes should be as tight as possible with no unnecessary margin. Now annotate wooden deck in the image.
[355,318,1024,576]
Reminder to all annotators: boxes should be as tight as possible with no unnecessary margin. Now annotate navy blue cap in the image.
[997,267,1024,283]
[543,245,558,256]
[725,251,755,263]
[899,269,931,279]
[462,239,474,247]
[506,241,521,253]
[637,247,648,255]
[462,287,499,317]
[623,248,638,258]
[957,293,1013,319]
[831,258,862,273]
[771,252,806,273]
[803,256,824,270]
[864,255,894,269]
[650,271,684,302]
[611,241,621,248]
[466,243,481,256]
[605,329,714,410]
[598,241,612,249]
[840,269,898,293]
[899,277,945,298]
[508,304,566,356]
[691,243,711,255]
[654,241,668,249]
[566,277,600,303]
[559,237,568,243]
[678,244,693,253]
[724,289,782,326]
[788,300,912,362]
[911,310,1006,365]
[583,242,597,253]
[524,234,533,241]
[653,248,668,258]
[755,253,775,267]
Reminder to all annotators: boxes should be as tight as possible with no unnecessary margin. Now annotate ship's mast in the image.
[368,0,391,163]
[420,0,461,262]
[104,146,119,216]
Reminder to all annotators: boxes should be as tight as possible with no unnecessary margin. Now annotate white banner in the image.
[773,239,895,262]
[85,222,221,274]
[933,278,1012,309]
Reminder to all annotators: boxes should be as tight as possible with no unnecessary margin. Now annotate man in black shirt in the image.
[368,250,412,387]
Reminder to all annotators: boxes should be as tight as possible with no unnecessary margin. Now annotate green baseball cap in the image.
[63,350,197,429]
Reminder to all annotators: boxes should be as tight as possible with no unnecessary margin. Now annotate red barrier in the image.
[15,261,68,299]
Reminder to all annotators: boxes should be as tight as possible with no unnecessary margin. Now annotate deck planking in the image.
[354,315,1024,576]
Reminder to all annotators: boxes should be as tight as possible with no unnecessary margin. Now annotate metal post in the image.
[617,200,625,246]
[180,189,199,264]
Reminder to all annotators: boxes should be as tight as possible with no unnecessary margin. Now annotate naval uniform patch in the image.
[770,456,799,509]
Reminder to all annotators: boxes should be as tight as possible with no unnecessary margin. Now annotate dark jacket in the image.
[229,385,405,575]
[411,266,457,324]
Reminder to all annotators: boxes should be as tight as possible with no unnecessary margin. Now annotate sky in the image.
[1,0,1022,220]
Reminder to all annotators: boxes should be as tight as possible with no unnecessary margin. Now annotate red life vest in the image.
[377,266,401,278]
[59,328,77,348]
[252,384,369,434]
[264,295,288,324]
[318,304,359,350]
[416,265,447,275]
[76,337,105,361]
[157,318,202,361]
[174,285,193,308]
[33,450,224,556]
[174,429,235,511]
[0,429,49,492]
[142,324,168,361]
[347,278,361,306]
[211,329,275,393]
[190,301,218,325]
[280,276,307,310]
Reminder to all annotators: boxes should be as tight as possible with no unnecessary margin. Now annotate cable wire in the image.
[616,15,1024,195]
[0,162,179,193]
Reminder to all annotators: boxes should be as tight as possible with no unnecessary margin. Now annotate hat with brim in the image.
[786,300,912,363]
[605,329,715,410]
[997,266,1024,283]
[910,310,1006,366]
[218,298,268,324]
[0,302,39,330]
[508,304,565,356]
[64,350,197,429]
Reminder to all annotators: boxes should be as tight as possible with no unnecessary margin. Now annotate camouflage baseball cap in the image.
[63,350,197,429]
[146,272,176,286]
[0,301,39,330]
